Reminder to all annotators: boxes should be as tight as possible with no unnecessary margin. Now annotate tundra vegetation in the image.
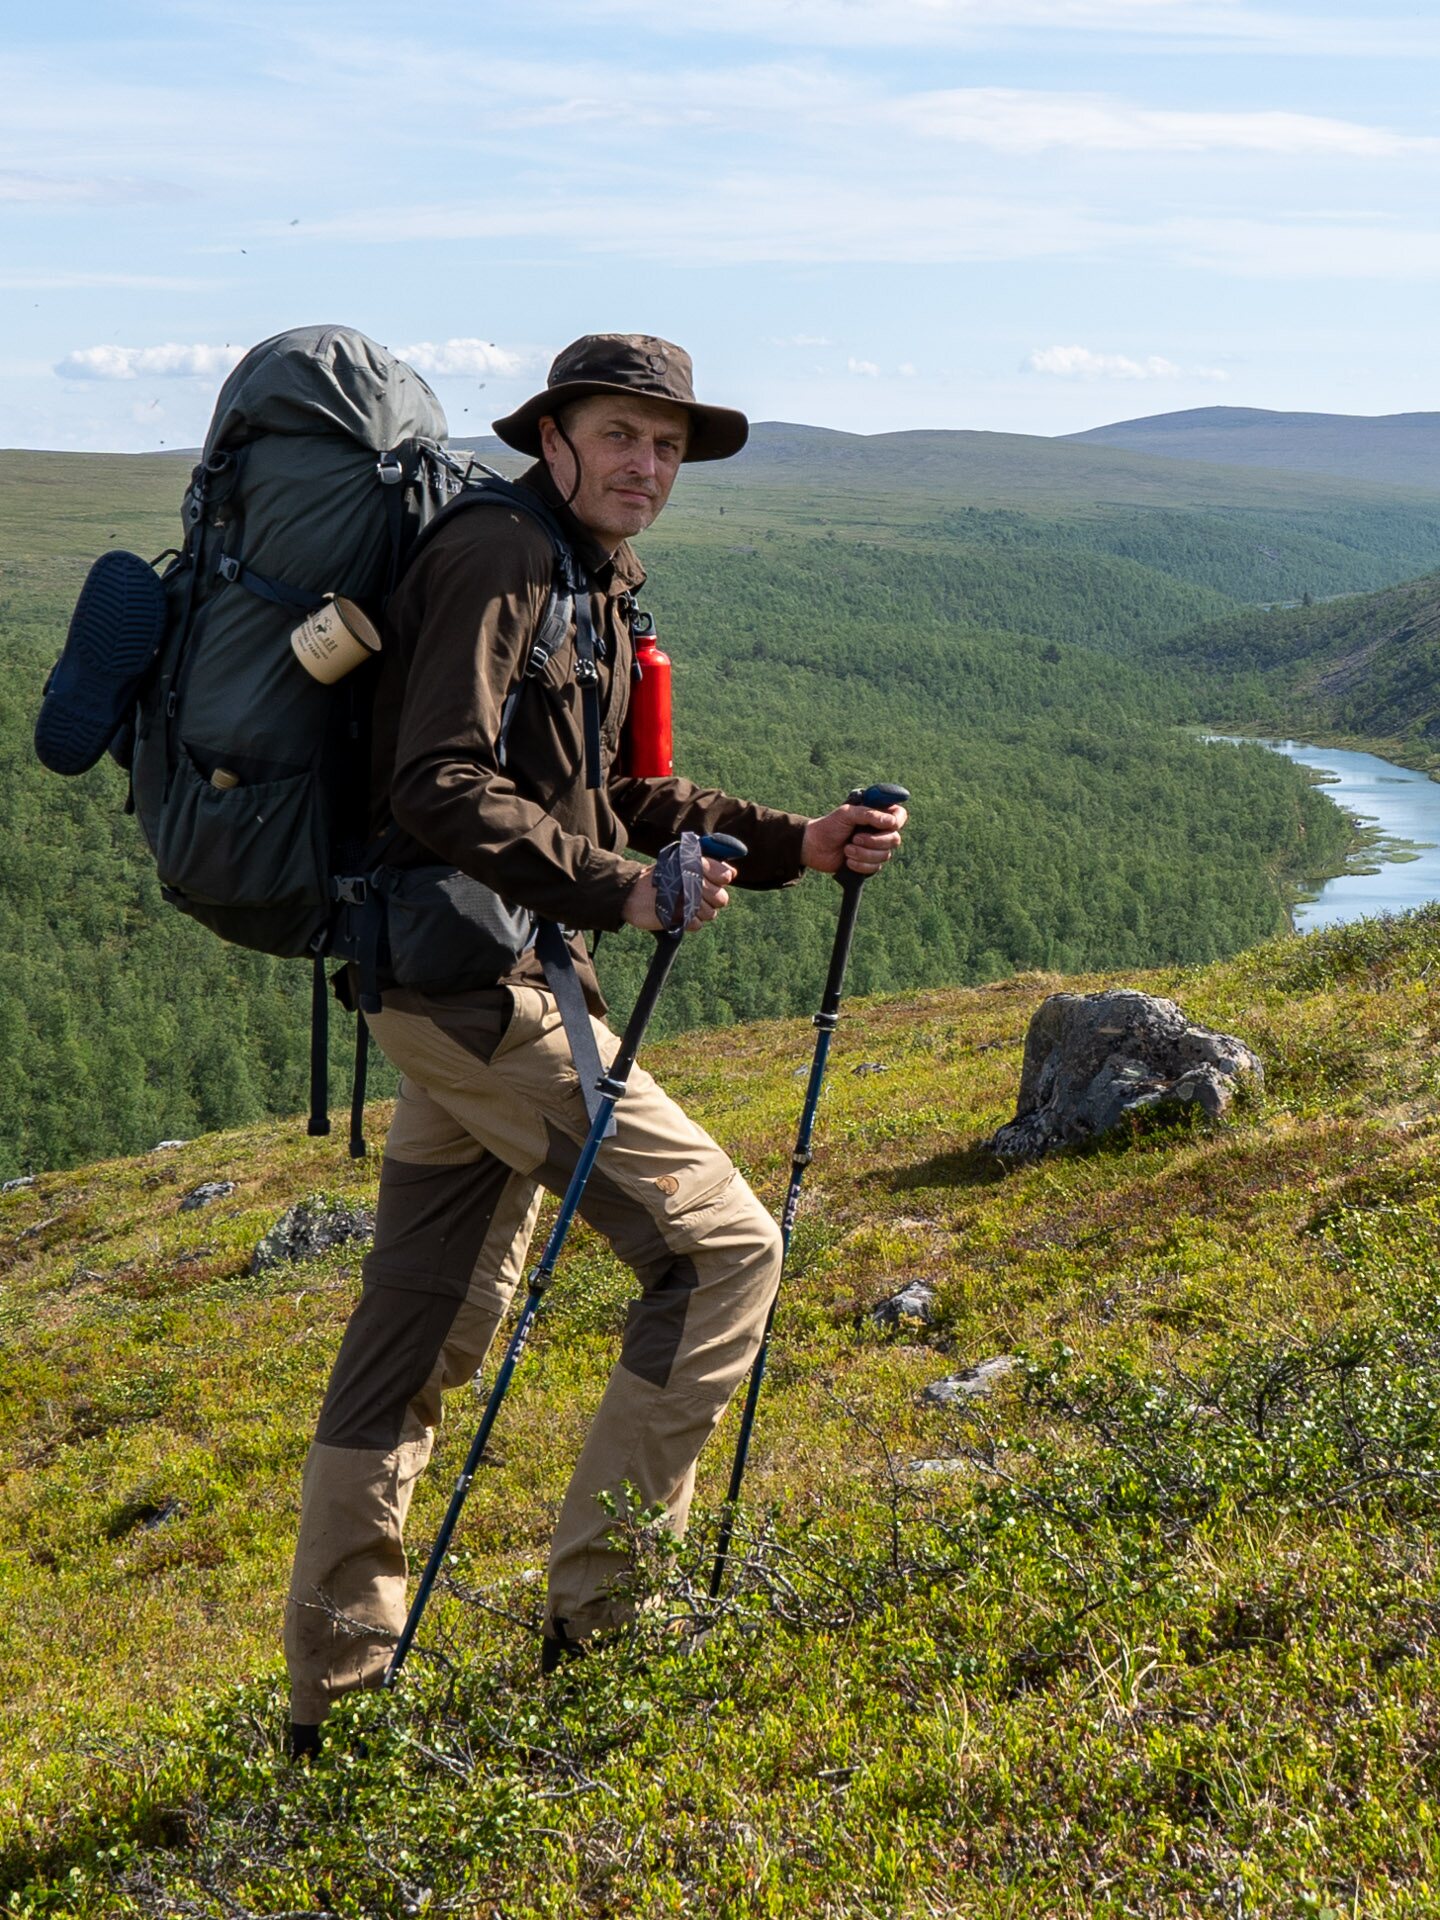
[2,905,1439,1916]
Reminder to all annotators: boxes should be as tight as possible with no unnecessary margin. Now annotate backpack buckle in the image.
[574,657,599,686]
[376,453,404,486]
[217,554,241,584]
[331,875,369,906]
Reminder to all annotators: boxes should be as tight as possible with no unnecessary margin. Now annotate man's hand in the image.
[802,800,907,877]
[622,856,735,932]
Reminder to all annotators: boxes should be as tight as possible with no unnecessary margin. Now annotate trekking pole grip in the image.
[700,833,747,865]
[838,782,909,892]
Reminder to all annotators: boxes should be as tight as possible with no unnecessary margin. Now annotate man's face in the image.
[539,394,689,549]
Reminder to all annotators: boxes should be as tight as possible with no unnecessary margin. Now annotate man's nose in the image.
[628,439,660,478]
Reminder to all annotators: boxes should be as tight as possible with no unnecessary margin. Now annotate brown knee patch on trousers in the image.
[619,1255,699,1389]
[316,1287,462,1450]
[363,1152,514,1297]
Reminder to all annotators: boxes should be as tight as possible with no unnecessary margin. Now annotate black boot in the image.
[287,1721,323,1763]
[540,1620,585,1675]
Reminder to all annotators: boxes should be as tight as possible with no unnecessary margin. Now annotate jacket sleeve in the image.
[387,516,650,929]
[607,776,810,890]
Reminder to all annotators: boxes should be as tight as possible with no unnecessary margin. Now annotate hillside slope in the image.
[1155,571,1440,765]
[1064,406,1440,494]
[3,910,1440,1916]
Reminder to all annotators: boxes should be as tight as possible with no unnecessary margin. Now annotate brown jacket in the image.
[371,464,809,1003]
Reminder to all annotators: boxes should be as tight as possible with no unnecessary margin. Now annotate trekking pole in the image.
[708,783,909,1601]
[386,832,747,1685]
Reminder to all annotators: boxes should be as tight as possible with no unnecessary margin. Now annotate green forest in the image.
[0,439,1424,1178]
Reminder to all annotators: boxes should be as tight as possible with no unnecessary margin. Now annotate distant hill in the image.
[1157,571,1440,760]
[454,418,1440,514]
[447,424,1440,604]
[1063,407,1440,494]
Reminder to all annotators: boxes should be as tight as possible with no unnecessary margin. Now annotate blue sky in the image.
[3,0,1438,452]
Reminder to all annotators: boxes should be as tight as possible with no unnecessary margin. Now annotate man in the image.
[284,334,905,1751]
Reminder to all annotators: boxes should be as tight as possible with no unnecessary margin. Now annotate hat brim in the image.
[492,379,749,464]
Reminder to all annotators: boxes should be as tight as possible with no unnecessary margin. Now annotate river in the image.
[1213,738,1440,931]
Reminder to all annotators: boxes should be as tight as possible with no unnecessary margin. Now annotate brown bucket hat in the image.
[492,334,748,464]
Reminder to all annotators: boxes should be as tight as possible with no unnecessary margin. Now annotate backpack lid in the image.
[203,325,448,459]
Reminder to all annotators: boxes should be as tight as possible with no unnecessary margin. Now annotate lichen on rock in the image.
[989,989,1262,1161]
[249,1197,375,1274]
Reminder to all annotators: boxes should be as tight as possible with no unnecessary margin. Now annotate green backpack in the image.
[34,327,464,1152]
[130,324,458,958]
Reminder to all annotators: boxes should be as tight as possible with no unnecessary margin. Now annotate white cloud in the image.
[56,343,247,382]
[847,357,881,377]
[391,339,534,378]
[533,0,1440,57]
[304,179,1126,266]
[901,89,1439,157]
[1159,215,1440,280]
[1027,344,1229,380]
[0,169,152,205]
[1,271,224,292]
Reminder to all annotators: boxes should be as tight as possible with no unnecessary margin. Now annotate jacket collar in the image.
[517,462,646,593]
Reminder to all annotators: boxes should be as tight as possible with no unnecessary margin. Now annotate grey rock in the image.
[151,1139,189,1152]
[852,1061,888,1076]
[923,1356,1018,1405]
[179,1181,236,1213]
[1,1176,36,1193]
[250,1198,375,1274]
[870,1278,936,1327]
[906,1457,970,1477]
[989,989,1262,1162]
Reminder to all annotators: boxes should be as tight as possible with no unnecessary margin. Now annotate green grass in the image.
[3,908,1440,1914]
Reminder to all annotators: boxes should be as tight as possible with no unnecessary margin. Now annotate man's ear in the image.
[537,413,569,481]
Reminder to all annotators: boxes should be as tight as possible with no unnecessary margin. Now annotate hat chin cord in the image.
[552,418,586,511]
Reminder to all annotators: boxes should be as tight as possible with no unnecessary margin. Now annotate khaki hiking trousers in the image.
[285,982,782,1722]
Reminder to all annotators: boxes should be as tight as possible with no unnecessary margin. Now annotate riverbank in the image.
[1204,733,1440,931]
[1202,722,1440,784]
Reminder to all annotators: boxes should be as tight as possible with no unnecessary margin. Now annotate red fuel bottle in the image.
[626,610,673,778]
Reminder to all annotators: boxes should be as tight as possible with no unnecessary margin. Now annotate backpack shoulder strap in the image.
[402,476,601,782]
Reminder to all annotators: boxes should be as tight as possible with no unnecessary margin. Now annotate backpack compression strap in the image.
[213,443,433,617]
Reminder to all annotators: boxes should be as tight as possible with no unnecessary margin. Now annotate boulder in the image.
[922,1357,1018,1405]
[989,989,1262,1162]
[250,1198,375,1275]
[869,1278,936,1327]
[179,1181,236,1213]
